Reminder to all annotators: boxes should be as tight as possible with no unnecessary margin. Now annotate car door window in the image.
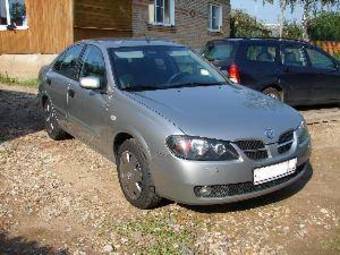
[54,45,83,80]
[306,48,336,70]
[246,45,277,63]
[281,46,307,67]
[80,45,106,87]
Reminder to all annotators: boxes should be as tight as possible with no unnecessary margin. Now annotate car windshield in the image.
[108,46,228,91]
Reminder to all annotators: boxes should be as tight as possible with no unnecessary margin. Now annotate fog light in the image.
[197,186,212,197]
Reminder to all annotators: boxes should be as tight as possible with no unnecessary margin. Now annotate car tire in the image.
[117,138,162,209]
[43,98,69,140]
[262,87,282,102]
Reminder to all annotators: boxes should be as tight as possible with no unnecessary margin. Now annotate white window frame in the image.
[0,0,28,31]
[208,4,223,32]
[149,0,175,27]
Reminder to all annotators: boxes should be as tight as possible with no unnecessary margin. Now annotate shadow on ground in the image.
[182,163,313,214]
[0,89,44,143]
[0,231,68,255]
[295,103,339,111]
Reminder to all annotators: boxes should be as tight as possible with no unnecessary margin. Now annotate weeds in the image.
[0,72,38,88]
[114,212,195,254]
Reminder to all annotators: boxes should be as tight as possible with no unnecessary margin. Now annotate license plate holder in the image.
[254,158,297,185]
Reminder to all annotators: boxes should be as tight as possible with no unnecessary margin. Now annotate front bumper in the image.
[151,137,311,205]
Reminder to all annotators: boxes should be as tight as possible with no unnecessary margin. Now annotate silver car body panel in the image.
[38,39,311,205]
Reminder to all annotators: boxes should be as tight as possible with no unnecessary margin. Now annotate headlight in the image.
[297,120,310,145]
[166,135,239,161]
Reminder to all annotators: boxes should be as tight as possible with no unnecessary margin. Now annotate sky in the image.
[231,0,304,24]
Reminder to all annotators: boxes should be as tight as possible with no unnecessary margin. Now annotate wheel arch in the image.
[41,94,49,107]
[113,131,152,163]
[262,84,285,101]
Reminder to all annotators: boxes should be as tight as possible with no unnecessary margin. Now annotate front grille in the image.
[234,140,268,160]
[194,163,306,198]
[278,130,294,154]
[279,130,294,144]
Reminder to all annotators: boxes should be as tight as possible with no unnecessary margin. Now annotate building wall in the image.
[0,54,57,79]
[0,0,73,54]
[132,0,231,49]
[74,0,133,42]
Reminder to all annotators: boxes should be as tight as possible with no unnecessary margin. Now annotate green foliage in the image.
[333,52,340,60]
[308,11,340,41]
[0,72,38,87]
[230,9,272,38]
[115,213,194,255]
[282,22,304,39]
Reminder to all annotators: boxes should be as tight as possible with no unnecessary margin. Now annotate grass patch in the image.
[114,213,195,254]
[0,72,38,88]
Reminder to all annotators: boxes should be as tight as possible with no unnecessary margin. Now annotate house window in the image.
[0,0,28,31]
[209,4,222,32]
[149,0,175,26]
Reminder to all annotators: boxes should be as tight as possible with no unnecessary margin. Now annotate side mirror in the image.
[80,76,101,89]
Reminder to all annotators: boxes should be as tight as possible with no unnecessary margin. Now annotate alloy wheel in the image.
[119,151,143,200]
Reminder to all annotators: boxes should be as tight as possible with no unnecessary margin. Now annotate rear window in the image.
[203,43,236,61]
[246,45,277,63]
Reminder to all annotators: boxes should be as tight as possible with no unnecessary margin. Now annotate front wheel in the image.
[262,87,283,102]
[117,138,162,209]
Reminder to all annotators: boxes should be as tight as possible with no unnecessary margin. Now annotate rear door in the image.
[45,44,84,128]
[279,43,316,104]
[305,46,340,102]
[238,41,280,89]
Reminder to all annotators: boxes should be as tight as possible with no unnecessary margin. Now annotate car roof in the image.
[209,37,310,45]
[79,38,184,49]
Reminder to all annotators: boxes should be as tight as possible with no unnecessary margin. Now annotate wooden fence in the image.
[312,41,340,56]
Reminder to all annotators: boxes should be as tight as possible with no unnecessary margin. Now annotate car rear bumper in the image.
[151,138,311,205]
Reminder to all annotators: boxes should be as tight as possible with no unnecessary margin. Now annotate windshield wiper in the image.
[168,81,225,89]
[121,82,226,92]
[121,85,161,92]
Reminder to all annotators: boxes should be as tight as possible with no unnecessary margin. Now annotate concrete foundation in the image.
[0,54,57,80]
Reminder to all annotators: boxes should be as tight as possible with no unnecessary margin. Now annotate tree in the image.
[260,0,340,39]
[230,9,272,38]
[282,21,303,39]
[308,11,340,40]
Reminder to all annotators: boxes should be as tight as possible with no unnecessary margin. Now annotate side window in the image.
[80,45,106,87]
[246,45,277,63]
[208,4,223,32]
[0,0,28,29]
[281,46,307,67]
[306,48,335,70]
[54,45,83,80]
[204,43,235,61]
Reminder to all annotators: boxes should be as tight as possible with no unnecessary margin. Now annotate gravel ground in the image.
[0,84,340,255]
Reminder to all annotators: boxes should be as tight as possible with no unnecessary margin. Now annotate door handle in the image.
[67,89,75,98]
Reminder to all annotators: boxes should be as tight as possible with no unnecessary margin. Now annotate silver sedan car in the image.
[38,39,311,209]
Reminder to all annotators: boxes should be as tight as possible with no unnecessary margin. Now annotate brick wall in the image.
[132,0,231,50]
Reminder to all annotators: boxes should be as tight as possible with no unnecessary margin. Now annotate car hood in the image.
[129,85,302,144]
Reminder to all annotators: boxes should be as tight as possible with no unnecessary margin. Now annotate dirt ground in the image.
[0,84,340,255]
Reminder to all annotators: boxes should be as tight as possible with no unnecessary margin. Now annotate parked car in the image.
[38,39,311,209]
[202,38,340,106]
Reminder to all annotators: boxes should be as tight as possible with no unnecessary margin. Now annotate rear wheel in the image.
[43,98,69,140]
[262,87,283,102]
[117,138,162,209]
